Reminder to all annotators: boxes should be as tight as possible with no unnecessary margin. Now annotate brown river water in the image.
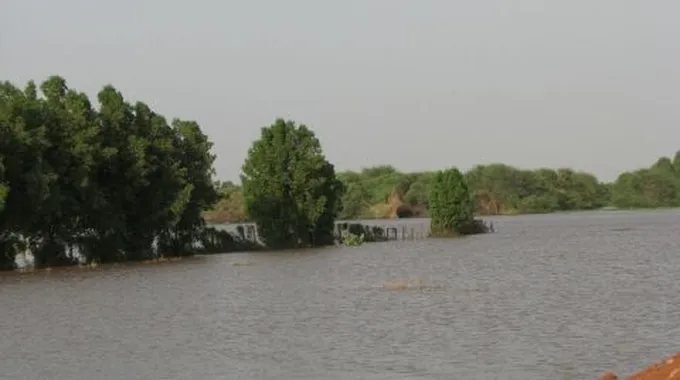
[1,210,679,379]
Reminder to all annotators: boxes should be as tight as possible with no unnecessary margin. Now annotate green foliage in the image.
[404,181,429,206]
[0,76,221,269]
[335,168,433,219]
[329,163,614,220]
[208,146,680,224]
[428,167,477,236]
[240,119,343,249]
[341,231,365,246]
[464,164,607,214]
[337,179,371,220]
[611,159,680,208]
[336,223,388,242]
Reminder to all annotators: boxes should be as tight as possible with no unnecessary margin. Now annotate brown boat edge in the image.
[600,353,680,380]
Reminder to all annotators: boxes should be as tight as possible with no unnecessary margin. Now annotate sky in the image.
[2,0,679,182]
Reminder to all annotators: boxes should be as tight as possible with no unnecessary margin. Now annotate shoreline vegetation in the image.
[206,153,680,225]
[2,76,676,379]
[0,76,488,272]
[1,75,678,272]
[0,76,259,272]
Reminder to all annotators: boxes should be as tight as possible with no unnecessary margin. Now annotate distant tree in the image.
[240,118,343,248]
[611,168,679,208]
[338,181,371,220]
[404,181,428,206]
[428,167,477,236]
[360,165,398,178]
[609,150,680,209]
[204,182,248,224]
[214,180,238,195]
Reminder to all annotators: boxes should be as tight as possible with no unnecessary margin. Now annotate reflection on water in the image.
[1,210,680,379]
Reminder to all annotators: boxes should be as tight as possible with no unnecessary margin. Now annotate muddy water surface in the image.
[1,210,680,379]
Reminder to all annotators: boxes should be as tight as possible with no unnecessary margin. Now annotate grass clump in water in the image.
[341,231,365,246]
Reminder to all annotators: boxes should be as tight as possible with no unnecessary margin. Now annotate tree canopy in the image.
[428,167,476,236]
[240,119,343,249]
[0,76,219,269]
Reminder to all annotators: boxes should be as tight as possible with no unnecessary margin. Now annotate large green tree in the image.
[0,76,220,270]
[428,167,476,236]
[240,118,343,248]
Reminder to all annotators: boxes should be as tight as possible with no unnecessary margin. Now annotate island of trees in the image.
[1,75,679,271]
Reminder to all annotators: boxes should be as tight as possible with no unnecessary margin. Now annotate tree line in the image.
[0,75,483,269]
[208,153,680,223]
[3,75,674,270]
[0,76,225,270]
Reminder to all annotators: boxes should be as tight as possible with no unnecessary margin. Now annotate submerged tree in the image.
[240,118,343,248]
[0,76,220,270]
[429,167,484,236]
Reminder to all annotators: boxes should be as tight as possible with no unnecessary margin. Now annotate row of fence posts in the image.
[229,221,432,244]
[379,225,430,240]
[234,224,258,242]
[334,222,431,241]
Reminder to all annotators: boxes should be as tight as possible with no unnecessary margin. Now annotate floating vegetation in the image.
[341,231,365,246]
[336,223,388,243]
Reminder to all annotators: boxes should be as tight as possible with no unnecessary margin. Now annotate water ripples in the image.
[1,210,680,379]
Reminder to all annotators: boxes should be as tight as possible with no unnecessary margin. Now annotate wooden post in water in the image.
[251,225,257,242]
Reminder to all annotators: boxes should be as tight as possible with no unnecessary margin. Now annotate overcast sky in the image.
[2,0,679,182]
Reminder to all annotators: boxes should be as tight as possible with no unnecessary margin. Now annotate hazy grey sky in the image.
[2,1,679,182]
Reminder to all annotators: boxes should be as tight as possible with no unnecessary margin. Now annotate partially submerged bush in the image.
[429,167,492,237]
[337,223,388,243]
[341,231,365,246]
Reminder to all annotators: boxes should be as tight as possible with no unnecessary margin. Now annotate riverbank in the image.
[601,353,680,379]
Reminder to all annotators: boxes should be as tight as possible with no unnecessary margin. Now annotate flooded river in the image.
[1,210,679,379]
